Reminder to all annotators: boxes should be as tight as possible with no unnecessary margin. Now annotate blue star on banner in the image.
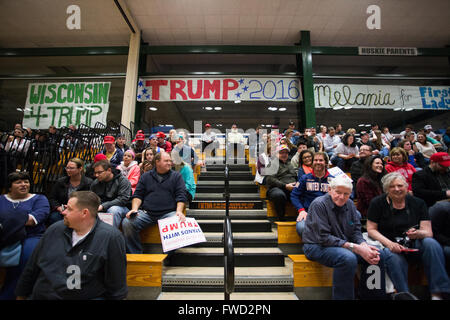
[142,88,148,94]
[138,80,143,87]
[137,94,142,100]
[145,94,150,99]
[242,85,249,92]
[235,92,242,98]
[238,78,245,85]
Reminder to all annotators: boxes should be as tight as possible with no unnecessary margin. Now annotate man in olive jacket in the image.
[265,145,297,220]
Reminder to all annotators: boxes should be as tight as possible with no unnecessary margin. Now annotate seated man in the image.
[15,191,127,300]
[130,133,149,163]
[121,151,187,253]
[156,131,172,152]
[290,152,333,236]
[349,144,373,195]
[90,160,132,229]
[302,176,385,300]
[265,145,297,221]
[412,152,450,208]
[323,126,342,159]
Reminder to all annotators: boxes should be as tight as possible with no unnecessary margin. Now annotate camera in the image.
[395,236,413,248]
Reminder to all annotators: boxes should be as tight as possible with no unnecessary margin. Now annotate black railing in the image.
[223,163,234,300]
[0,121,132,195]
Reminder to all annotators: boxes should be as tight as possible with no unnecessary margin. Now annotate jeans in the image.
[266,187,291,219]
[296,220,305,237]
[303,243,386,300]
[121,210,176,253]
[382,237,450,294]
[106,205,130,229]
[0,236,41,300]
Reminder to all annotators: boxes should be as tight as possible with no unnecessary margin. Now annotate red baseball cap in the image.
[156,131,166,138]
[104,135,115,144]
[135,133,145,141]
[430,152,450,167]
[205,123,211,127]
[94,153,107,163]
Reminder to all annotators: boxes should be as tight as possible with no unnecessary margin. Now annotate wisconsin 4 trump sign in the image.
[158,216,206,252]
[137,76,302,102]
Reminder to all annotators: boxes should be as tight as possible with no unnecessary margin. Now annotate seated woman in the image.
[117,149,141,194]
[173,161,196,205]
[48,158,93,225]
[0,172,50,300]
[139,147,155,174]
[356,155,386,218]
[331,133,359,172]
[367,172,450,300]
[415,132,437,163]
[295,150,314,180]
[397,139,426,170]
[385,147,416,191]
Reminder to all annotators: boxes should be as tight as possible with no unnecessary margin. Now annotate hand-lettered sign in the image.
[137,77,302,102]
[23,82,111,129]
[158,216,206,252]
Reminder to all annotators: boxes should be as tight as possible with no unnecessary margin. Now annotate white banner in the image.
[158,216,206,252]
[137,76,302,102]
[314,84,450,110]
[23,82,111,129]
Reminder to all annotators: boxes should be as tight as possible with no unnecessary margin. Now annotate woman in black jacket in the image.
[47,158,92,225]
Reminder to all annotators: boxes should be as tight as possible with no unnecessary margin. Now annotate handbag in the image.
[0,241,22,267]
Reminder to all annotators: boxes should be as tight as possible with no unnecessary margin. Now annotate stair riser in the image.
[168,254,285,267]
[199,223,271,233]
[190,201,263,210]
[197,186,258,193]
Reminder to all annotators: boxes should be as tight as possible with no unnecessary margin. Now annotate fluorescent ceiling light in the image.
[333,106,344,110]
[358,124,365,127]
[393,107,402,111]
[149,107,158,111]
[214,107,222,110]
[234,100,241,103]
[344,106,353,110]
[205,107,213,110]
[268,107,278,111]
[404,108,414,112]
[278,107,287,111]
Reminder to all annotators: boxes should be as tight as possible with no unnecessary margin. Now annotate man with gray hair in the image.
[15,191,127,300]
[302,175,386,300]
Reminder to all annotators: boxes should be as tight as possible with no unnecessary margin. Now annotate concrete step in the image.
[196,230,278,247]
[186,209,267,220]
[190,200,264,210]
[168,247,285,267]
[206,164,250,172]
[196,184,258,194]
[196,219,272,233]
[194,193,261,200]
[157,291,299,300]
[162,258,293,292]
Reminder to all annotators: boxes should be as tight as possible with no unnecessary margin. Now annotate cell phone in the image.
[401,248,419,253]
[129,210,138,218]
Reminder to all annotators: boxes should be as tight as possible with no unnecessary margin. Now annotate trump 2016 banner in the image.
[158,216,206,252]
[137,76,302,102]
[23,82,111,129]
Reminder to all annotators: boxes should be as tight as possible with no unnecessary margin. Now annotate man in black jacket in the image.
[412,152,450,208]
[121,152,187,253]
[15,191,127,300]
[90,160,131,229]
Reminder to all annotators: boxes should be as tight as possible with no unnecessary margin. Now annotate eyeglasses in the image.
[65,166,78,170]
[94,170,105,176]
[302,155,312,159]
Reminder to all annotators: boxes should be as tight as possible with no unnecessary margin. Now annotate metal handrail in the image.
[223,163,234,300]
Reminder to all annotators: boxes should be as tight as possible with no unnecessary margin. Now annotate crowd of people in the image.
[255,121,450,300]
[0,120,449,300]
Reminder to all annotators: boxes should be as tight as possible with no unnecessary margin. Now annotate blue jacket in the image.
[133,168,187,216]
[290,171,333,212]
[102,147,123,168]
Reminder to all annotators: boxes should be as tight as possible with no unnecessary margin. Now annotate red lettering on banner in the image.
[170,80,188,100]
[203,80,221,100]
[169,223,179,231]
[187,80,203,99]
[162,225,168,233]
[145,80,168,100]
[223,79,239,99]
